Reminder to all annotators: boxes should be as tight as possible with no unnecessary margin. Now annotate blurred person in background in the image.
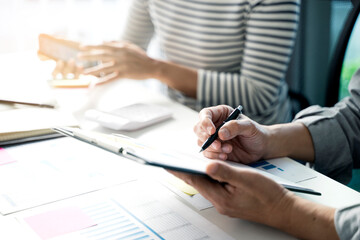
[46,0,300,124]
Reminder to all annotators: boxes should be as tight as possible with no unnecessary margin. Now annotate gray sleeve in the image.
[335,204,360,240]
[120,0,154,50]
[293,69,360,184]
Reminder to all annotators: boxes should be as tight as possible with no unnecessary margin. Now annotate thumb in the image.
[206,161,242,185]
[206,161,263,188]
[218,115,259,141]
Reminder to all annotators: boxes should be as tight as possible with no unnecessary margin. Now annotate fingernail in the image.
[219,153,227,160]
[213,141,220,150]
[219,128,230,139]
[221,145,231,153]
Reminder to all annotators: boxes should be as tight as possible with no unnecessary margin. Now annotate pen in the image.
[0,99,55,109]
[200,105,243,153]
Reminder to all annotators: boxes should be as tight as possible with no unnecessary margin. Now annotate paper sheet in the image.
[25,206,96,240]
[0,148,17,166]
[0,138,138,214]
[250,158,317,183]
[17,180,233,239]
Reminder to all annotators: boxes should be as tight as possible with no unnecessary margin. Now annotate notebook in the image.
[0,108,79,146]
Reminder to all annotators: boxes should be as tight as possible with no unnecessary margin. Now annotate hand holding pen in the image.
[194,105,266,164]
[199,105,243,152]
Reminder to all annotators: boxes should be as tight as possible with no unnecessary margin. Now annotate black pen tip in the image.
[199,149,204,153]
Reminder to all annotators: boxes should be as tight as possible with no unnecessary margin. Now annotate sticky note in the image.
[0,148,17,166]
[48,76,96,88]
[25,206,96,240]
[166,175,199,196]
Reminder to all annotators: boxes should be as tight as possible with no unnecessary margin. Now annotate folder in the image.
[0,108,79,146]
[53,127,321,196]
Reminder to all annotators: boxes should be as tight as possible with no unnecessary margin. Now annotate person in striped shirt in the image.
[56,0,300,125]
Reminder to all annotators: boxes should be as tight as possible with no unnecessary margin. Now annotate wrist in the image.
[263,191,296,229]
[263,124,289,159]
[286,197,337,240]
[149,58,164,79]
[149,59,198,98]
[263,123,314,162]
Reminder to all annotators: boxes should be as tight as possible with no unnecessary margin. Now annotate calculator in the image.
[84,103,173,131]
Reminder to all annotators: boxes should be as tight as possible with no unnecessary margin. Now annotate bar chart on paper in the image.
[25,181,234,240]
[249,158,317,183]
[75,199,213,240]
[77,201,164,240]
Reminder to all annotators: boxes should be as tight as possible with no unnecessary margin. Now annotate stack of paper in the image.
[0,108,78,145]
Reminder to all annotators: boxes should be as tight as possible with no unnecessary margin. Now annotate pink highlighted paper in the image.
[25,206,96,240]
[0,148,17,166]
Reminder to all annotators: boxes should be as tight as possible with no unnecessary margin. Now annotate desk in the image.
[71,79,360,239]
[1,53,360,239]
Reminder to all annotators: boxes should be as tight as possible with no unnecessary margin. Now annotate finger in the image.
[202,105,234,125]
[221,143,233,153]
[67,59,77,78]
[198,108,216,135]
[83,62,115,75]
[195,130,212,144]
[80,43,115,51]
[80,43,123,52]
[203,151,228,161]
[74,65,84,79]
[60,59,77,79]
[198,138,222,152]
[206,161,281,194]
[199,142,232,159]
[206,161,253,186]
[96,72,119,85]
[168,170,229,204]
[52,60,65,79]
[218,115,258,141]
[78,51,116,62]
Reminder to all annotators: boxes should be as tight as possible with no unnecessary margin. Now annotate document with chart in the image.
[15,180,234,240]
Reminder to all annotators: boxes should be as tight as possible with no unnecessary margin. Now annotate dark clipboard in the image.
[53,127,321,196]
[53,127,208,176]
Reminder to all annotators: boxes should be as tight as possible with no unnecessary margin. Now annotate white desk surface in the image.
[1,53,360,240]
[55,78,360,239]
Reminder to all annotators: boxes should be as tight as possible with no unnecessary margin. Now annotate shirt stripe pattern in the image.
[121,0,300,124]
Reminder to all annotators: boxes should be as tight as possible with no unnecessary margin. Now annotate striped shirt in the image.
[121,0,300,124]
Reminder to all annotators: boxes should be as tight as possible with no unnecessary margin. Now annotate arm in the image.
[120,0,155,50]
[169,161,338,240]
[294,69,360,183]
[195,69,360,166]
[119,0,198,96]
[84,0,300,109]
[265,122,315,162]
[80,0,199,89]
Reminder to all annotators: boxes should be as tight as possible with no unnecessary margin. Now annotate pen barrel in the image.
[200,105,242,152]
[226,108,241,122]
[200,127,220,150]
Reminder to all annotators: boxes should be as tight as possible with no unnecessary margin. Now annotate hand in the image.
[78,41,158,84]
[194,105,269,164]
[169,161,338,240]
[169,161,293,226]
[52,59,84,79]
